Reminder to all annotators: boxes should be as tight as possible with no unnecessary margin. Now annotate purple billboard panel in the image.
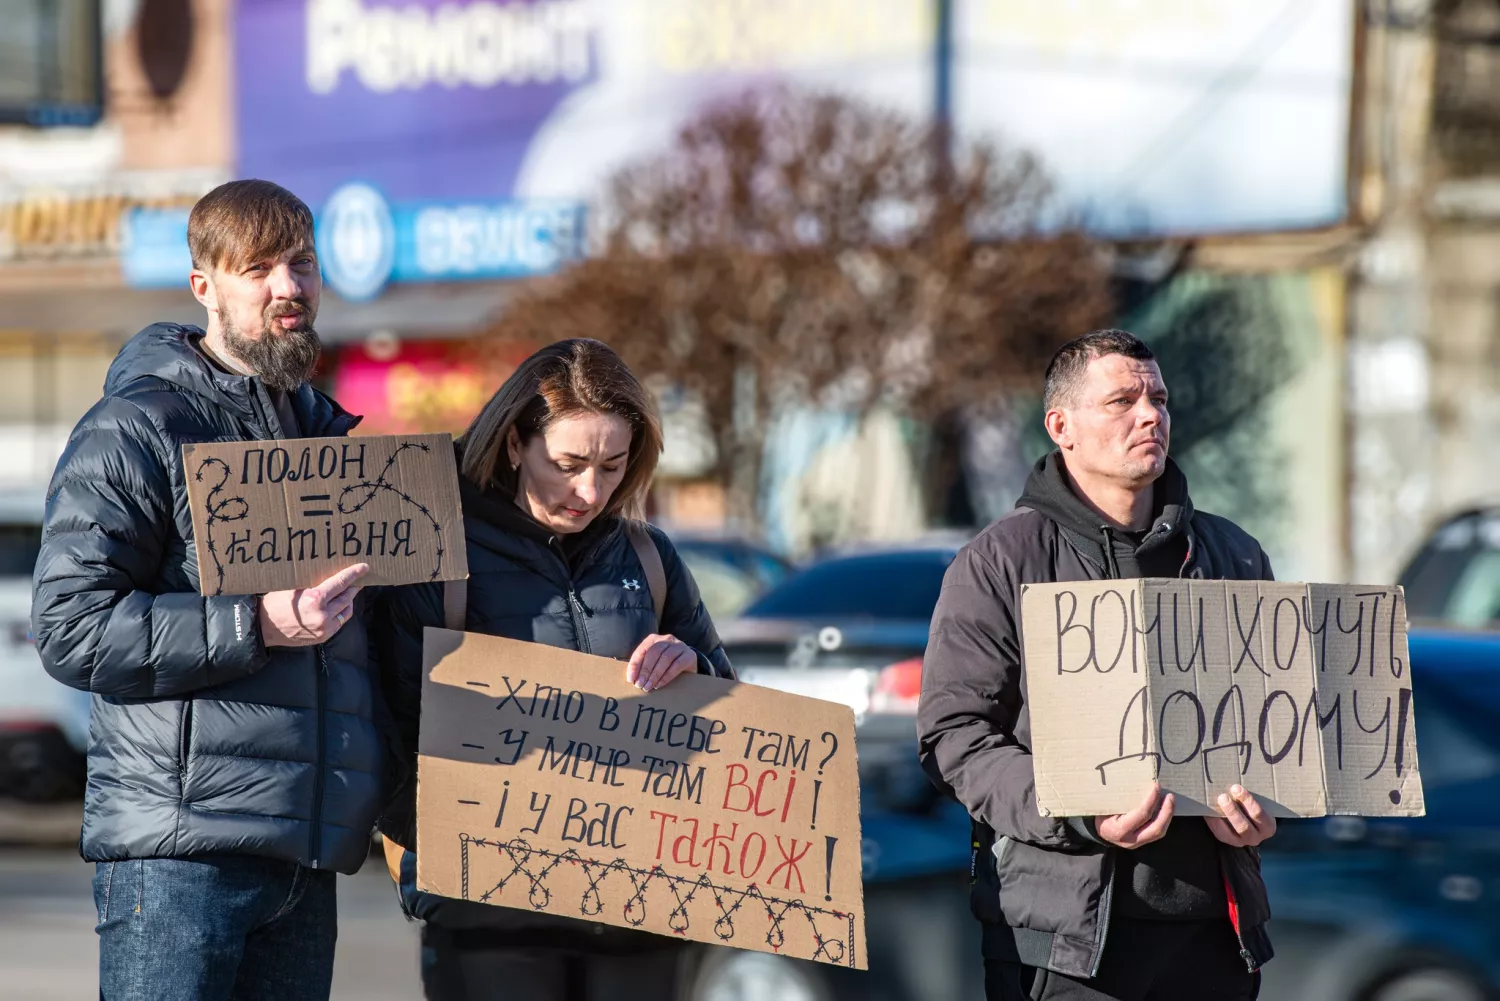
[236,0,933,210]
[234,0,933,295]
[236,0,597,207]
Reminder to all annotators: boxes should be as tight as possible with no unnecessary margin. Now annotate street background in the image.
[0,844,421,1001]
[3,1,1500,999]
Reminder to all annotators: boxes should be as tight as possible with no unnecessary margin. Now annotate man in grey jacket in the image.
[32,180,383,1000]
[918,329,1277,1001]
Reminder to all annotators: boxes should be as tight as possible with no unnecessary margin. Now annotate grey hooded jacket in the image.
[32,323,387,874]
[917,454,1275,979]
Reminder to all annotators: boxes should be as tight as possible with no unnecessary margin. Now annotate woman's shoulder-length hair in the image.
[458,339,663,521]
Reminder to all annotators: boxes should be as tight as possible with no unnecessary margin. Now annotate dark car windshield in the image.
[741,550,955,621]
[1400,511,1500,627]
[0,523,42,577]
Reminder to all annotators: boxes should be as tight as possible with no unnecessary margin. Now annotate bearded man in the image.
[32,179,387,1001]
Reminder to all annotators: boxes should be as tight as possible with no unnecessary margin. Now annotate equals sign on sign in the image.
[300,494,334,518]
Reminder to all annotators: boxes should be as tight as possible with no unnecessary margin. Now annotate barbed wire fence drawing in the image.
[194,456,248,596]
[459,834,858,968]
[335,441,448,583]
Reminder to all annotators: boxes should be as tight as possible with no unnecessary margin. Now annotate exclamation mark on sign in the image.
[823,835,837,902]
[810,779,822,830]
[1390,687,1413,805]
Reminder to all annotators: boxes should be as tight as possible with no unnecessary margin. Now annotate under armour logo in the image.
[622,579,642,591]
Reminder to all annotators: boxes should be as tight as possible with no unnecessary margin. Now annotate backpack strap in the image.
[443,577,468,632]
[623,521,667,632]
[381,834,406,882]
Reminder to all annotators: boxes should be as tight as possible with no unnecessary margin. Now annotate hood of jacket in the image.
[1016,450,1194,575]
[104,323,359,438]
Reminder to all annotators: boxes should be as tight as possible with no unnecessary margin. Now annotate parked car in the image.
[0,488,87,801]
[718,543,959,714]
[1398,507,1500,629]
[1257,629,1500,1001]
[672,535,799,621]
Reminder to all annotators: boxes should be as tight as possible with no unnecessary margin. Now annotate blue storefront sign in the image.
[121,185,586,299]
[320,184,586,301]
[120,207,194,289]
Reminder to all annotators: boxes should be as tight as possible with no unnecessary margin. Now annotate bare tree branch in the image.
[481,86,1113,526]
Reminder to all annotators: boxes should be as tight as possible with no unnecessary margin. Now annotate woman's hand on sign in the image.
[626,634,697,692]
[259,563,370,648]
[1095,783,1175,849]
[1206,785,1277,847]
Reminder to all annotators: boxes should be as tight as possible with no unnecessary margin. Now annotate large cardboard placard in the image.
[415,629,866,969]
[183,433,466,596]
[1021,580,1425,819]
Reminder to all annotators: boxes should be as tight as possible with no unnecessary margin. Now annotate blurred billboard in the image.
[233,0,933,299]
[953,0,1357,235]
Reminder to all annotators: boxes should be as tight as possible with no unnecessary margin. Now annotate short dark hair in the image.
[188,179,315,274]
[1043,328,1155,410]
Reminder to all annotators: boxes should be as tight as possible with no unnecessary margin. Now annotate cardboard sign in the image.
[415,629,866,969]
[1020,580,1425,819]
[182,433,466,596]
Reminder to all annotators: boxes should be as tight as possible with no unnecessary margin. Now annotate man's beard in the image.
[219,300,322,391]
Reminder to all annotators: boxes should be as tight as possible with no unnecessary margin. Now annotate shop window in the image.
[0,0,103,127]
[1433,0,1500,175]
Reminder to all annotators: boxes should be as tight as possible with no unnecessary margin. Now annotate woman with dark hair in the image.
[375,338,734,1000]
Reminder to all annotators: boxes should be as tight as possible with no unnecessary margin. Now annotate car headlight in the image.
[691,950,828,1001]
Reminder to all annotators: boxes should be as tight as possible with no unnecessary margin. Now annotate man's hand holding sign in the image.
[1093,783,1277,852]
[1093,783,1174,849]
[258,562,370,647]
[1206,784,1277,848]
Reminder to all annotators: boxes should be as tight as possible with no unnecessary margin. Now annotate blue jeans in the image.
[94,855,337,1001]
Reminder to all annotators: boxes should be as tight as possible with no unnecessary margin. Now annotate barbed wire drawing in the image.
[192,439,447,595]
[459,834,857,968]
[335,441,448,583]
[194,456,248,596]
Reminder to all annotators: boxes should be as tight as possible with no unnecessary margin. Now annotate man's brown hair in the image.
[460,339,663,521]
[188,179,315,273]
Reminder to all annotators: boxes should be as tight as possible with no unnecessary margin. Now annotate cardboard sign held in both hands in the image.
[1020,580,1425,820]
[182,433,467,596]
[415,629,867,969]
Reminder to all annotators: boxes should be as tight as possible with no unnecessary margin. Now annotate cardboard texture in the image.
[415,629,866,969]
[1021,580,1425,820]
[182,433,467,596]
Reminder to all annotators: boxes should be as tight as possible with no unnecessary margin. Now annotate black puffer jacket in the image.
[375,471,732,936]
[917,454,1275,979]
[32,323,386,874]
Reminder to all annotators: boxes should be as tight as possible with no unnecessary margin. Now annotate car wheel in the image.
[1367,968,1488,1001]
[687,949,831,1001]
